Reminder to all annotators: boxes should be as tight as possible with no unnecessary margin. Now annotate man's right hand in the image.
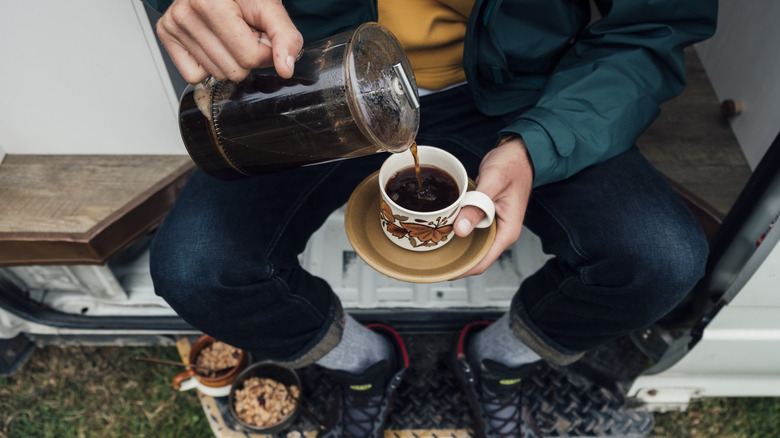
[157,0,304,84]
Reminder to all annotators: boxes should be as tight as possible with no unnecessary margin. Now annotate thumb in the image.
[455,205,487,237]
[238,0,303,78]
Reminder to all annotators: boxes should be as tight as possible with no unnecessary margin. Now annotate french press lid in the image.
[345,23,420,153]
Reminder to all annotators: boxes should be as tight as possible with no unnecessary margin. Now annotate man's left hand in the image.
[453,137,534,278]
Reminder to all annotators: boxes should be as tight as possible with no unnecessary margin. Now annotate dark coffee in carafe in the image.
[178,23,420,180]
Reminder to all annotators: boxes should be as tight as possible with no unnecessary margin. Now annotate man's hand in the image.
[157,0,303,84]
[453,138,534,278]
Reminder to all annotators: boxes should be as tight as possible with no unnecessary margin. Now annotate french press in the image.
[178,22,420,180]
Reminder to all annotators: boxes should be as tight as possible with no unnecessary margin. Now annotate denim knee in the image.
[514,219,709,358]
[149,227,283,341]
[150,231,271,300]
[586,218,710,326]
[149,226,343,363]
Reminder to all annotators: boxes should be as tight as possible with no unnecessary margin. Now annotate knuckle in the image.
[182,70,207,84]
[287,31,304,48]
[211,70,228,81]
[169,4,192,27]
[234,51,261,69]
[189,0,212,14]
[156,18,167,36]
[226,68,250,82]
[157,13,177,35]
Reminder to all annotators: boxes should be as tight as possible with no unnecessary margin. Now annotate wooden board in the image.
[638,48,752,218]
[0,155,194,265]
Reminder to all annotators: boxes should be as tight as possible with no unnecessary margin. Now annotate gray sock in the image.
[316,314,393,374]
[468,313,541,368]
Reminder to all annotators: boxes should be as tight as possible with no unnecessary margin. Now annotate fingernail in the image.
[286,55,295,73]
[258,37,272,48]
[457,219,472,234]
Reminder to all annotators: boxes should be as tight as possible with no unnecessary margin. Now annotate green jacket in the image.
[151,0,718,187]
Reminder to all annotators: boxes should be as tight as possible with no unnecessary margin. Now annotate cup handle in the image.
[460,191,495,228]
[172,369,196,391]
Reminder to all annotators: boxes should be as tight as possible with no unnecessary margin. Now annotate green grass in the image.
[651,398,780,438]
[2,345,780,437]
[0,345,210,438]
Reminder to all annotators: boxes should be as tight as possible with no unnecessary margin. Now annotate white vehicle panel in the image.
[0,0,184,155]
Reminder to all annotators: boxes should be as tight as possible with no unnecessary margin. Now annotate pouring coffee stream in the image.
[411,142,423,192]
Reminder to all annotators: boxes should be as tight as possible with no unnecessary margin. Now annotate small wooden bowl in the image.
[172,335,248,392]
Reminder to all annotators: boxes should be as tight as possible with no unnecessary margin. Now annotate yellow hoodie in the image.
[378,0,473,90]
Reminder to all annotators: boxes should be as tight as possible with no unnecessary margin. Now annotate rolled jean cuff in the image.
[273,294,345,369]
[509,294,584,366]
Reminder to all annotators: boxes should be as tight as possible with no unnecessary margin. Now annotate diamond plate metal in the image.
[199,333,653,438]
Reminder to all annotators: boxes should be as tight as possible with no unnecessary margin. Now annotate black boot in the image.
[453,321,543,438]
[321,324,408,438]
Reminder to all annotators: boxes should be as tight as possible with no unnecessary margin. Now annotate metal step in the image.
[195,333,652,438]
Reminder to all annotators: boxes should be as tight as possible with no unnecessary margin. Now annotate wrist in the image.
[499,136,535,181]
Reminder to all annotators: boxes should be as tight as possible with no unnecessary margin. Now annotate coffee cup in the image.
[378,145,494,251]
[172,335,249,397]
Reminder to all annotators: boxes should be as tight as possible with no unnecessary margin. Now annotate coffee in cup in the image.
[385,164,460,212]
[378,145,494,251]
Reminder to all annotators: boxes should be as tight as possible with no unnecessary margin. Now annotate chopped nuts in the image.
[234,377,299,427]
[195,341,240,378]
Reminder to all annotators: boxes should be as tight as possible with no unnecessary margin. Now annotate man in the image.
[149,0,717,436]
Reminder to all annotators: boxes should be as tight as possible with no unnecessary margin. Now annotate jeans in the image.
[150,85,709,366]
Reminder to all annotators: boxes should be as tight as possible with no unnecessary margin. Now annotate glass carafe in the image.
[178,22,420,180]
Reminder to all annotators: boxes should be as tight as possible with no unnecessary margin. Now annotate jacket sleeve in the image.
[499,0,718,188]
[143,0,174,14]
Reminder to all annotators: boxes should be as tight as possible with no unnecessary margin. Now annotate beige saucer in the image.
[344,171,496,283]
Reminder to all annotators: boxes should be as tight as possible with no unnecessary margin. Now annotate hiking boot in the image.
[453,321,543,438]
[321,323,409,438]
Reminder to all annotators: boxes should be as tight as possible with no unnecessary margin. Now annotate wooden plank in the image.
[638,48,753,217]
[0,155,191,233]
[0,155,194,265]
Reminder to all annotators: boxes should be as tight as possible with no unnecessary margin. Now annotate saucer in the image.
[344,171,496,283]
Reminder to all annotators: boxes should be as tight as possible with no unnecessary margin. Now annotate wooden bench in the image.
[0,155,193,266]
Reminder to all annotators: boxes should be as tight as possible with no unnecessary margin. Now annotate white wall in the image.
[695,0,780,170]
[0,0,185,155]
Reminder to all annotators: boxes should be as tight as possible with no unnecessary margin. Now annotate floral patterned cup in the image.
[378,145,495,251]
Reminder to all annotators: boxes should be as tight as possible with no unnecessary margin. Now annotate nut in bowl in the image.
[229,361,302,433]
[172,335,248,397]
